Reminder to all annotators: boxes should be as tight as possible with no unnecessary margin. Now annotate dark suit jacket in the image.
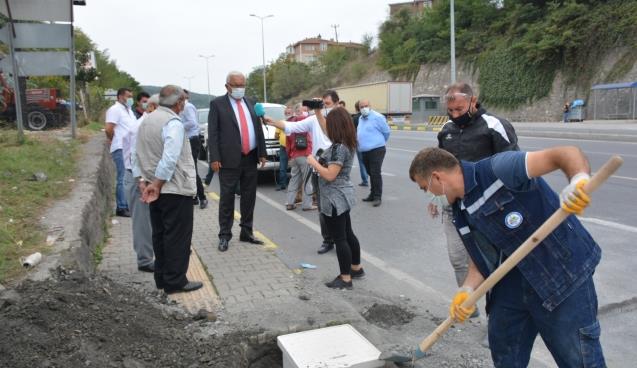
[208,94,267,168]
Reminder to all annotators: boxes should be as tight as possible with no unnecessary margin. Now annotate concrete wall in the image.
[362,48,637,122]
[32,135,114,280]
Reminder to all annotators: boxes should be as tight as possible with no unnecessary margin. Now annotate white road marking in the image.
[381,172,396,177]
[255,190,450,303]
[387,147,419,153]
[580,217,637,233]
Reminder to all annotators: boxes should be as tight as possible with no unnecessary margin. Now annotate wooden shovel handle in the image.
[418,155,623,354]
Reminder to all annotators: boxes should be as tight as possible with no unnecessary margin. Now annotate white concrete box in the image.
[277,324,384,368]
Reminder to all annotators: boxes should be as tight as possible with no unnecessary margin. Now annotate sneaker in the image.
[359,182,369,187]
[286,204,296,211]
[115,208,131,217]
[351,268,366,279]
[317,242,334,254]
[325,276,353,290]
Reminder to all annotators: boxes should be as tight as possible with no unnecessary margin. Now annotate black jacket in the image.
[208,95,267,168]
[437,107,519,162]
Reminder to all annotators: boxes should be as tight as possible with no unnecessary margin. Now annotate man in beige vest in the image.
[133,85,202,294]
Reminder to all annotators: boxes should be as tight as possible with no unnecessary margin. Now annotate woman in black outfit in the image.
[307,107,364,290]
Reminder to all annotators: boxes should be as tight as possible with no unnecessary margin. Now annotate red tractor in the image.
[0,81,70,130]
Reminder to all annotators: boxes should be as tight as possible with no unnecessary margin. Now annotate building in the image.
[286,35,363,64]
[389,0,434,16]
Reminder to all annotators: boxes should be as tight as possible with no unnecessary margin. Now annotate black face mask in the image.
[449,110,473,126]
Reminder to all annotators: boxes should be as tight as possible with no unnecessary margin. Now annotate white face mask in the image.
[360,107,371,117]
[301,111,309,117]
[230,88,245,100]
[426,175,449,207]
[323,107,332,116]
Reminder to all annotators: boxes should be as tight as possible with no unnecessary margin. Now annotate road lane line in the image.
[255,190,450,303]
[381,172,396,177]
[387,147,419,153]
[580,217,637,233]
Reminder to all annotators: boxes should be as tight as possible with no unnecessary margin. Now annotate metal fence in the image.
[590,82,637,120]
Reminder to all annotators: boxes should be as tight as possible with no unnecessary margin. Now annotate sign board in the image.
[1,51,72,77]
[0,23,71,49]
[0,0,72,22]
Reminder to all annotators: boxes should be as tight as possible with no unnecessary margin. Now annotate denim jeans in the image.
[278,146,288,189]
[111,149,128,210]
[488,268,605,368]
[356,150,368,185]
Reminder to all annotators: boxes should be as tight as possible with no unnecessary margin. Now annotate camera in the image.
[302,99,324,109]
[315,148,327,167]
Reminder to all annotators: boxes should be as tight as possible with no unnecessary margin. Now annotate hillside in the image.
[140,85,214,109]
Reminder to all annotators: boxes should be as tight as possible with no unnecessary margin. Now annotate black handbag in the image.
[294,133,308,150]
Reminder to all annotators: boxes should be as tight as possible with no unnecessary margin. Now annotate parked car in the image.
[196,102,286,174]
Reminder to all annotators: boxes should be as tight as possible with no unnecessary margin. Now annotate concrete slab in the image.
[277,324,384,368]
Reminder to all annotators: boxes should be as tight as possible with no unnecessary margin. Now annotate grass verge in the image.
[0,130,79,283]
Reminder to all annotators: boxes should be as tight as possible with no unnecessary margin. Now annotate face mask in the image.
[230,88,245,100]
[427,175,449,207]
[449,110,472,126]
[360,107,371,117]
[126,98,134,108]
[141,102,148,110]
[302,111,309,117]
[323,107,332,116]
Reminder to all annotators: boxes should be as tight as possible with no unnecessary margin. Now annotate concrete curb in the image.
[31,134,114,281]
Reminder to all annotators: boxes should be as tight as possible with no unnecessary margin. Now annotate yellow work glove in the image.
[449,286,476,323]
[560,173,591,215]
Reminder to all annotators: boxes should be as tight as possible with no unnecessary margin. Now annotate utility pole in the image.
[198,54,215,102]
[450,0,456,83]
[250,13,274,102]
[331,24,340,43]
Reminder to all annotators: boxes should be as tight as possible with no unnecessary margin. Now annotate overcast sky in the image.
[74,0,392,96]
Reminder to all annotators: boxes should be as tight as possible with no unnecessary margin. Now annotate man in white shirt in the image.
[181,90,207,209]
[265,90,340,254]
[105,88,136,217]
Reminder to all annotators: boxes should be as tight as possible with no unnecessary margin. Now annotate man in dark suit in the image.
[208,71,267,252]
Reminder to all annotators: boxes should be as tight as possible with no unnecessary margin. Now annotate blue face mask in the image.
[126,98,134,108]
[426,175,449,207]
[141,102,148,110]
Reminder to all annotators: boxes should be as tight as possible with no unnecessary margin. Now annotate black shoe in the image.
[362,196,374,202]
[115,208,131,217]
[193,198,200,206]
[165,281,203,294]
[372,198,382,207]
[218,239,229,252]
[275,186,286,191]
[359,182,369,187]
[317,242,334,254]
[204,179,211,186]
[239,232,264,245]
[199,199,208,209]
[351,268,365,279]
[325,276,353,290]
[138,263,155,273]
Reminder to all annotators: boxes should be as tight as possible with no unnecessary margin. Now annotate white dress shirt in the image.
[228,96,256,152]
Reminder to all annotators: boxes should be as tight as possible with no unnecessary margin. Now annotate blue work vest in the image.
[452,159,601,311]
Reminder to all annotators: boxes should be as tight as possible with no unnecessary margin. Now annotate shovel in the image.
[381,155,624,365]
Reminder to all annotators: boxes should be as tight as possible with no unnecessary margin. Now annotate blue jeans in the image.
[111,149,128,210]
[278,146,288,189]
[563,112,570,122]
[488,268,605,368]
[356,150,368,184]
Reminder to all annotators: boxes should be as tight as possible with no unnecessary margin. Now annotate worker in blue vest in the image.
[409,146,605,367]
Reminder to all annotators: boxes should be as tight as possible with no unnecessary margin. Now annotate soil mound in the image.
[362,303,415,329]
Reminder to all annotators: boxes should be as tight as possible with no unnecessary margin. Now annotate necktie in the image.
[235,99,250,155]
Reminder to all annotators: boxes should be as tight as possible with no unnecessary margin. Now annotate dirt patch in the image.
[0,268,282,368]
[362,303,416,329]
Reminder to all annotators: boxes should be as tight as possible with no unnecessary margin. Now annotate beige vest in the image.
[136,106,196,196]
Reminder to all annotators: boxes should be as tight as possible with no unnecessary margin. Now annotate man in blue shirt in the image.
[357,100,390,207]
[409,146,605,367]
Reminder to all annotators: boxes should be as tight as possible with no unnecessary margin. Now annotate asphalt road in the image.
[199,130,637,367]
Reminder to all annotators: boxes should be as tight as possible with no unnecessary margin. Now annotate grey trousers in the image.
[443,209,469,287]
[124,170,154,267]
[286,156,313,209]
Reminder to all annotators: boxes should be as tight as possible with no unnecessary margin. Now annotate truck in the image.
[332,81,412,122]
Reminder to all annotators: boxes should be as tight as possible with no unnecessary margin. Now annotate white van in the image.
[196,102,286,172]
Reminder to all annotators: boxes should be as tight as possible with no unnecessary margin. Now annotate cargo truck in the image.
[332,81,412,123]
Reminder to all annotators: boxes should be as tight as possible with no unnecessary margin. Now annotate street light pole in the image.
[331,24,340,43]
[450,0,456,84]
[198,54,215,102]
[183,75,195,91]
[250,13,273,102]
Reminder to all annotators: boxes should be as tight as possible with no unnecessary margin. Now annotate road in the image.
[200,130,637,367]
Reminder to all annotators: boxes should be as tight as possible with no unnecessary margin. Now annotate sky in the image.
[74,0,393,96]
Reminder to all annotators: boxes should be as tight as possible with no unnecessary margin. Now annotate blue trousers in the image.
[111,149,128,210]
[488,268,605,368]
[278,146,288,189]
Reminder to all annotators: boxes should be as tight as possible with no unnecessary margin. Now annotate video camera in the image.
[302,99,324,110]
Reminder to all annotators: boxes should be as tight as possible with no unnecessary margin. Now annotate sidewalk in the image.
[99,193,300,315]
